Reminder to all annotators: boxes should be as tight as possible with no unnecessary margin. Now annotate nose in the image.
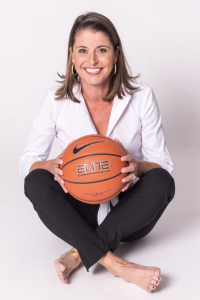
[88,51,99,65]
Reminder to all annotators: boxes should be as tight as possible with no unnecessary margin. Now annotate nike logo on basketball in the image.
[73,141,105,154]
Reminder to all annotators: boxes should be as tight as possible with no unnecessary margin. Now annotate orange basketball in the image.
[60,134,128,204]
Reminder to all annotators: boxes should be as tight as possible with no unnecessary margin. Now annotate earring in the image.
[113,62,117,75]
[72,63,78,76]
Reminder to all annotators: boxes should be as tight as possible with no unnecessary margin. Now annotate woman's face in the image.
[69,29,119,88]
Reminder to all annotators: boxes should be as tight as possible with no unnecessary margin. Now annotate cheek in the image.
[73,55,84,66]
[102,56,114,70]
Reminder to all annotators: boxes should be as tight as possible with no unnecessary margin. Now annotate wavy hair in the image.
[55,12,140,102]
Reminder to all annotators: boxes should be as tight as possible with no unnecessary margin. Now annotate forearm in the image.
[136,160,162,178]
[29,159,54,174]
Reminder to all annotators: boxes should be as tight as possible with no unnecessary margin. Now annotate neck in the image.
[80,78,111,104]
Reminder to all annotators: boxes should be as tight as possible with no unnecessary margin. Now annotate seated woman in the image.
[19,12,175,293]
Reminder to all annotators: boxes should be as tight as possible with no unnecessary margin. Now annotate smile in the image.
[84,68,103,75]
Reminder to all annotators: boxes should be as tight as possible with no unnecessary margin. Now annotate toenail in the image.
[158,277,160,280]
[156,281,158,284]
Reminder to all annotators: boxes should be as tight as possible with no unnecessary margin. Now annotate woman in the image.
[19,12,175,293]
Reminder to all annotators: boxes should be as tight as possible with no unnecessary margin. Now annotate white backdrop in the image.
[0,0,199,299]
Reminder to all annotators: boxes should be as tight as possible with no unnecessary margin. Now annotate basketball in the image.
[60,134,128,204]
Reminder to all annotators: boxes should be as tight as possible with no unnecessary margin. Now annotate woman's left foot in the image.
[54,248,82,283]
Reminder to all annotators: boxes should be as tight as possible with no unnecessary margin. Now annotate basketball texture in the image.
[60,134,128,204]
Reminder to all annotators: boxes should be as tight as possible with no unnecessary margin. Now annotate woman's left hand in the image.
[114,138,140,192]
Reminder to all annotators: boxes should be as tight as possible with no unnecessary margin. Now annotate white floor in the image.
[1,147,199,299]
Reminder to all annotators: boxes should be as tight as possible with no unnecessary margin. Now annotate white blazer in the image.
[19,80,174,225]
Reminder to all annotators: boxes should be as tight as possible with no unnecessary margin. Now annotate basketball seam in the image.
[69,182,126,203]
[63,172,123,184]
[61,153,123,170]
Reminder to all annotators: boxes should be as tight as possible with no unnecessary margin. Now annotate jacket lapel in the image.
[72,82,132,137]
[106,92,132,137]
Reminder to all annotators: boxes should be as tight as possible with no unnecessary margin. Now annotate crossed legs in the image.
[24,167,175,293]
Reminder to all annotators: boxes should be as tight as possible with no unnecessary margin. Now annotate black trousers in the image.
[24,167,175,272]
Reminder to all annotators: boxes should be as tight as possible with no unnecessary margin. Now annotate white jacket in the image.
[19,80,173,225]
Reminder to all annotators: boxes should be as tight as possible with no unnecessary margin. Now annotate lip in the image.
[84,68,103,76]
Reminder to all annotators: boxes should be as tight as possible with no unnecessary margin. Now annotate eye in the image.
[99,48,107,52]
[79,49,87,53]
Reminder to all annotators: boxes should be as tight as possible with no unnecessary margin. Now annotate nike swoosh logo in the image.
[73,141,106,154]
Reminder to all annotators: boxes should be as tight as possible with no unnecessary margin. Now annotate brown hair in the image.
[55,12,140,103]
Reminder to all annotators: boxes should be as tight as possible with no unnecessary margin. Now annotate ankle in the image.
[71,248,82,262]
[98,251,127,276]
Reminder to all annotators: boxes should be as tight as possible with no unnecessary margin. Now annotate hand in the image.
[52,140,75,193]
[114,138,140,192]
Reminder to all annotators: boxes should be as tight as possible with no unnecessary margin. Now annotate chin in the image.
[84,75,110,86]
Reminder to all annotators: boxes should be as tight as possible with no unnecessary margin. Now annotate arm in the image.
[115,138,162,180]
[135,160,162,178]
[29,159,54,173]
[115,86,173,191]
[139,86,173,174]
[19,91,56,179]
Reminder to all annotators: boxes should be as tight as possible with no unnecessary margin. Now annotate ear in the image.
[114,46,120,63]
[69,47,74,64]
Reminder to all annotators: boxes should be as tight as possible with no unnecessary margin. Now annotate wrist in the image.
[47,159,54,174]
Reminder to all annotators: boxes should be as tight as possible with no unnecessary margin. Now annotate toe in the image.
[154,268,161,277]
[148,284,156,291]
[153,275,162,282]
[151,279,159,286]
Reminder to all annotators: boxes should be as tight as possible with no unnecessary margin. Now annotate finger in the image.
[61,179,68,193]
[121,181,131,192]
[56,175,68,193]
[121,154,132,162]
[122,165,135,174]
[122,173,135,183]
[56,173,63,184]
[54,167,63,176]
[54,158,64,166]
[61,184,68,193]
[121,155,133,167]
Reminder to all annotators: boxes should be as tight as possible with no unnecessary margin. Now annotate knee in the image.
[24,168,53,198]
[146,168,175,201]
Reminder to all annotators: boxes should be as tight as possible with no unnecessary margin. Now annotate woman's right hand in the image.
[51,140,75,193]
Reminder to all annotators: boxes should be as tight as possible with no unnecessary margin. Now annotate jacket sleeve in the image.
[140,87,174,174]
[19,91,57,179]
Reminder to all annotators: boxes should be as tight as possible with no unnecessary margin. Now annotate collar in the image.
[72,80,132,137]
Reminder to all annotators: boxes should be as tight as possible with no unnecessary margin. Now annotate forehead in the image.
[74,29,111,47]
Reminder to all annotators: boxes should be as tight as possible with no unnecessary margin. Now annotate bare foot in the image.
[99,251,162,293]
[116,261,161,292]
[54,248,82,283]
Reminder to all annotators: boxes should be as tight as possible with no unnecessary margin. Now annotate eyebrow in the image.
[75,45,110,49]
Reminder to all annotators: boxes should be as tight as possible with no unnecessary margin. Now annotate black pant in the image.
[24,167,175,272]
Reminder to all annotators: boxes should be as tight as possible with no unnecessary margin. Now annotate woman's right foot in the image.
[116,261,161,292]
[99,251,162,293]
[54,248,82,283]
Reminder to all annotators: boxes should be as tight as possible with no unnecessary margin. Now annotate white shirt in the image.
[19,80,174,225]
